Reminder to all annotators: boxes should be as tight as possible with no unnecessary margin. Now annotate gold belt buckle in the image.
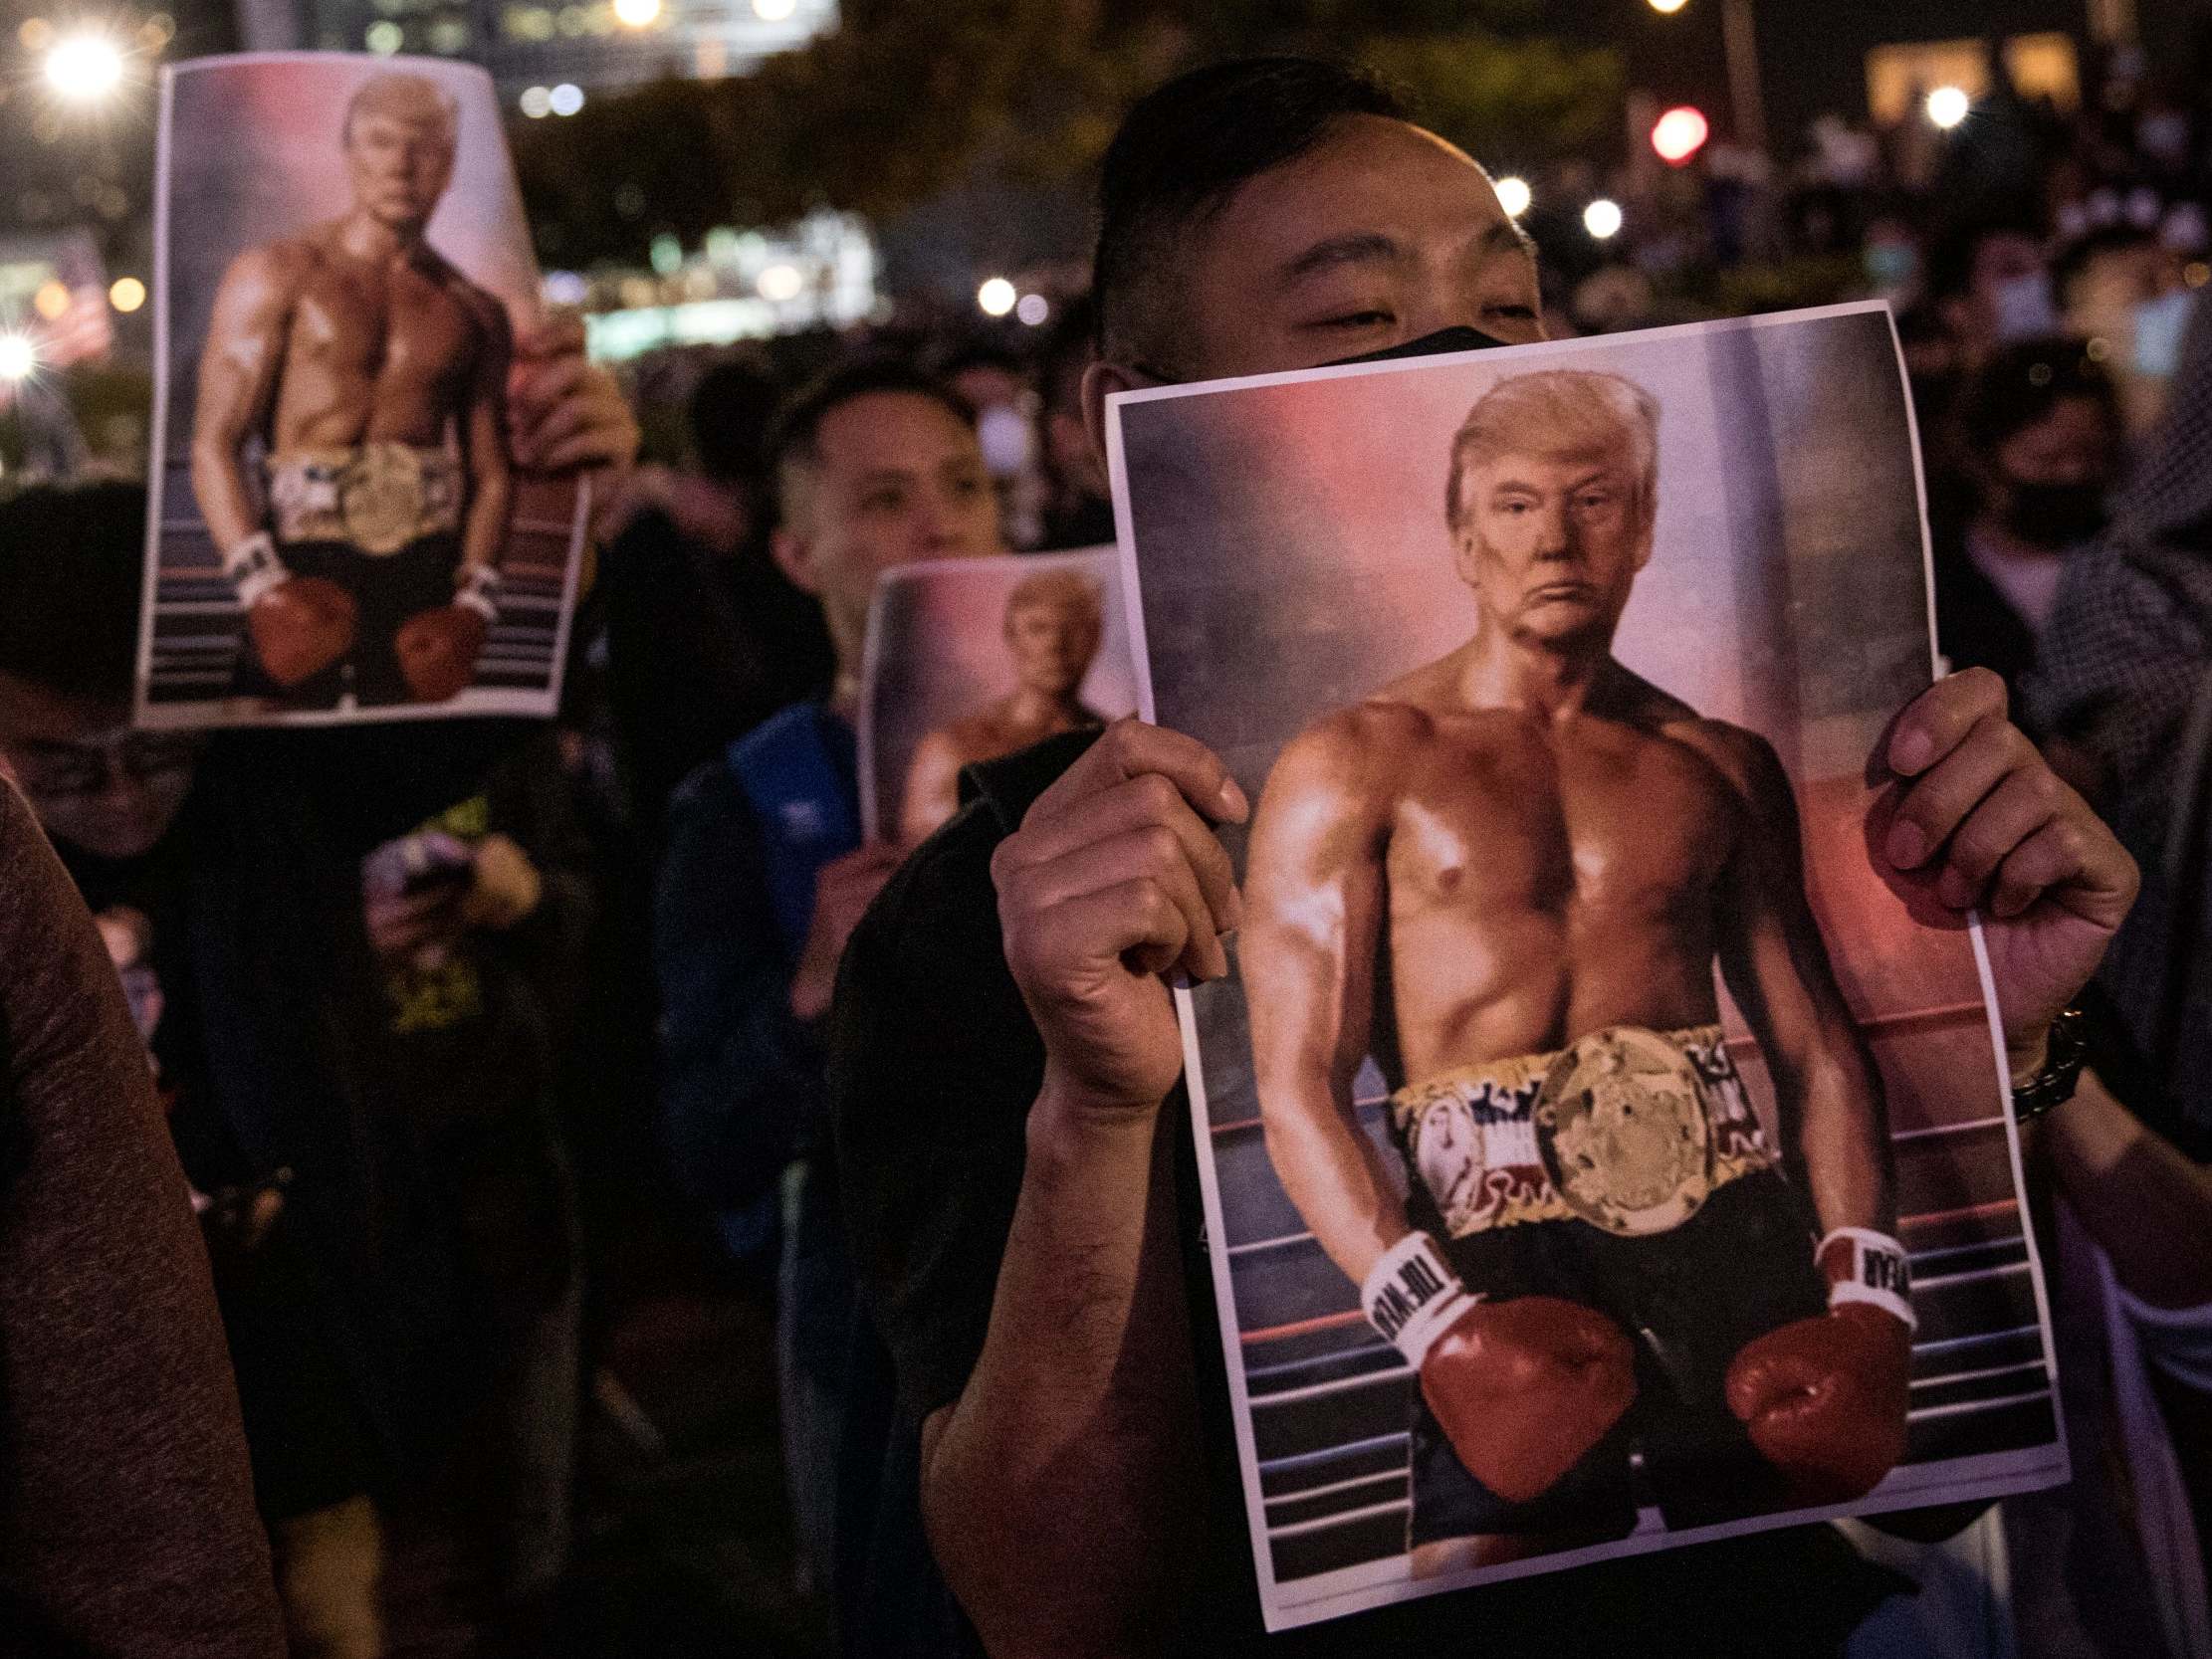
[1534,1026,1715,1237]
[338,442,428,556]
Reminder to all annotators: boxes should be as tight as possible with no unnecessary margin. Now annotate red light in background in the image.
[1652,105,1709,165]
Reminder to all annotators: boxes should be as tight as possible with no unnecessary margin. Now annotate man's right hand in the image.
[1422,1297,1639,1504]
[993,719,1247,1120]
[246,577,356,687]
[790,843,907,1023]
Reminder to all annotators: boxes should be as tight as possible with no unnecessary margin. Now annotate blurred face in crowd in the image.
[0,677,203,860]
[1979,395,2119,550]
[1004,590,1102,701]
[773,390,1004,672]
[1102,113,1544,394]
[1947,231,2053,358]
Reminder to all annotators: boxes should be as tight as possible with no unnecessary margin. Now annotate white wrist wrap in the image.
[225,531,289,607]
[1362,1232,1479,1370]
[455,562,501,622]
[1819,1227,1916,1332]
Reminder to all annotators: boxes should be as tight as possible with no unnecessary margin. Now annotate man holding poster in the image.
[1242,368,1911,1569]
[190,71,513,710]
[831,58,2141,1656]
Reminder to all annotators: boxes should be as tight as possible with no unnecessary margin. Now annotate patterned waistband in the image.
[266,443,463,556]
[1392,1024,1777,1238]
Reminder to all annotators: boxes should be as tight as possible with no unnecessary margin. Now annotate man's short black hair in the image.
[0,480,145,703]
[2052,225,2162,312]
[1093,57,1410,370]
[764,357,975,507]
[1923,214,2046,306]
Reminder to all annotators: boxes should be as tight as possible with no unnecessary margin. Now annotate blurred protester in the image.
[1923,217,2056,381]
[2055,225,2190,438]
[653,357,1001,1596]
[1933,336,2120,684]
[2028,282,2212,1145]
[0,482,594,1657]
[831,54,2138,1659]
[2003,1008,2212,1659]
[598,355,833,828]
[0,518,283,1657]
[938,342,1043,549]
[1036,300,1114,550]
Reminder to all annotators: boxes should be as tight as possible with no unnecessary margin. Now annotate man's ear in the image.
[1080,359,1145,481]
[770,525,819,597]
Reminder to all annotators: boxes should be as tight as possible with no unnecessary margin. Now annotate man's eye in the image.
[1486,304,1540,321]
[861,490,905,513]
[1313,311,1394,330]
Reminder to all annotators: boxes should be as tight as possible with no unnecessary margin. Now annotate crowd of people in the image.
[0,38,2210,1659]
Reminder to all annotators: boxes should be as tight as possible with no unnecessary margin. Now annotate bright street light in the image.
[1584,198,1624,240]
[613,0,660,26]
[1652,105,1710,165]
[549,83,584,115]
[109,277,145,313]
[44,31,124,102]
[1926,86,1970,129]
[977,277,1017,317]
[1494,176,1532,218]
[1648,0,1688,12]
[0,334,38,383]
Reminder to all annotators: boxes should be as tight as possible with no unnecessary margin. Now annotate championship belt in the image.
[267,444,463,555]
[1533,1026,1717,1237]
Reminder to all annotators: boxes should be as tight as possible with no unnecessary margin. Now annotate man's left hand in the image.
[508,314,639,511]
[1871,668,2138,1074]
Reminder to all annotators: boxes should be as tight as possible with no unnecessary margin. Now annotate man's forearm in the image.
[1259,1082,1406,1287]
[2034,1069,2212,1310]
[1784,1044,1894,1236]
[189,440,261,559]
[461,468,512,576]
[924,1081,1201,1658]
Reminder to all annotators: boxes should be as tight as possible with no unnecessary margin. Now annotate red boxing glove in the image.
[1724,1228,1915,1504]
[1365,1233,1637,1504]
[247,576,357,687]
[394,605,489,703]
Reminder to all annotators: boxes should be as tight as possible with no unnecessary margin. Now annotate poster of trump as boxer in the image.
[138,54,587,727]
[858,548,1140,843]
[1106,302,2066,1631]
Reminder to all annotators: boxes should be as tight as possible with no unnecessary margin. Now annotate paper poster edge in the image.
[166,50,498,92]
[1259,1445,2073,1631]
[1106,299,1897,413]
[134,66,177,730]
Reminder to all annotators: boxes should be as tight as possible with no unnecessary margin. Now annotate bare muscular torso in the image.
[1328,660,1753,1087]
[258,222,498,450]
[901,696,1106,840]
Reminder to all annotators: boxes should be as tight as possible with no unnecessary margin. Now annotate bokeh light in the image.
[1651,106,1709,165]
[110,277,145,313]
[1584,198,1624,240]
[43,31,125,102]
[549,83,584,115]
[613,0,661,27]
[520,86,553,117]
[32,281,71,321]
[1926,87,1970,129]
[1494,176,1532,218]
[757,264,803,302]
[977,277,1017,317]
[1015,293,1050,326]
[754,0,796,18]
[0,334,39,383]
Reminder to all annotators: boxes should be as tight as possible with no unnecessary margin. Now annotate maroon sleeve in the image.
[0,782,284,1657]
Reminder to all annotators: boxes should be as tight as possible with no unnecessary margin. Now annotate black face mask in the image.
[1999,478,2107,549]
[1132,325,1510,385]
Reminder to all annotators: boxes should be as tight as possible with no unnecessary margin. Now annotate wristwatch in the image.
[2011,1007,2089,1124]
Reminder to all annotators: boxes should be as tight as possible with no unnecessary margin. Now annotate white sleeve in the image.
[2114,1286,2212,1394]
